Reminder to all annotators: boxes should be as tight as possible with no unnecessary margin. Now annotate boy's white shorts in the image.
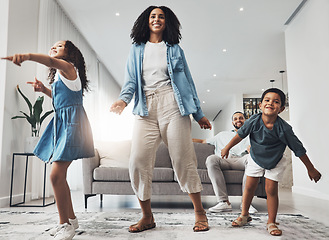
[245,154,287,182]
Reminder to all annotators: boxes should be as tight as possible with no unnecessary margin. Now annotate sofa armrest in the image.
[82,149,100,194]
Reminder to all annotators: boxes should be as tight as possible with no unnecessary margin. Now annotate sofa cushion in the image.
[96,140,131,168]
[197,169,211,183]
[193,143,215,169]
[153,167,174,182]
[155,142,173,168]
[155,142,215,169]
[93,167,174,182]
[94,167,130,181]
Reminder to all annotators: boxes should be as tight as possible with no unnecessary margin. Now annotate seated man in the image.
[193,111,257,213]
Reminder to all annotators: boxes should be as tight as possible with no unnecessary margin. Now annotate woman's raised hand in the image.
[27,77,45,93]
[110,99,127,115]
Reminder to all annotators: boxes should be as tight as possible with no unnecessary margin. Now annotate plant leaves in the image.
[13,85,53,136]
[20,111,36,128]
[11,116,27,119]
[33,96,44,123]
[40,110,54,125]
[17,85,32,116]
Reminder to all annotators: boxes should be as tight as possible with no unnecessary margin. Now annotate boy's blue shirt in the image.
[119,42,204,122]
[237,113,306,169]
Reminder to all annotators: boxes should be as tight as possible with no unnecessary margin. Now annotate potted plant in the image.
[12,85,54,152]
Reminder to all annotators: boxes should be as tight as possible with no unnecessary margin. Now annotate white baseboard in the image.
[0,193,32,208]
[0,197,8,208]
[292,186,329,201]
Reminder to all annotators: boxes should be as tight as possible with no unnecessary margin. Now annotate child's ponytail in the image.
[64,40,89,94]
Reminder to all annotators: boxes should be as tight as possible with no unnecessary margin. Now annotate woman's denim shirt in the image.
[119,42,205,122]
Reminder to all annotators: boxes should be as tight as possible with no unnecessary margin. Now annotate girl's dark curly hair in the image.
[130,6,181,44]
[48,40,89,94]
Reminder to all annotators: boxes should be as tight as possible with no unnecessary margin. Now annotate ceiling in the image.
[57,0,303,120]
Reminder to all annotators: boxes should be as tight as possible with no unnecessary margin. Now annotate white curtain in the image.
[31,0,123,196]
[96,61,134,141]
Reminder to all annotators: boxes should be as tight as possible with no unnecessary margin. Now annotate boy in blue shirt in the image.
[221,88,321,236]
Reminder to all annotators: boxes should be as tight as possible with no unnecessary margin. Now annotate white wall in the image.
[212,94,243,134]
[191,93,244,140]
[191,120,214,140]
[285,0,329,199]
[0,0,9,174]
[0,0,40,207]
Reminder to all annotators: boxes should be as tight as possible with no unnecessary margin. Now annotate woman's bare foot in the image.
[193,210,209,232]
[129,215,156,233]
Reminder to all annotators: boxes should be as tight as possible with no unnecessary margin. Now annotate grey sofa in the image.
[82,142,266,208]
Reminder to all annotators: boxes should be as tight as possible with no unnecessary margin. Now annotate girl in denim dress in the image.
[3,40,94,240]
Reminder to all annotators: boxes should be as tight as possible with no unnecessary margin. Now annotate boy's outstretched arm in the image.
[221,134,243,159]
[299,154,321,183]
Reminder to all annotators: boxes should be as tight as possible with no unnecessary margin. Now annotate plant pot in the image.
[24,137,40,153]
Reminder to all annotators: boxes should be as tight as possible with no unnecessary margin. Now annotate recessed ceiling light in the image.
[207,89,210,92]
[222,49,227,52]
[213,74,217,77]
[202,101,206,104]
[239,7,244,11]
[115,12,120,16]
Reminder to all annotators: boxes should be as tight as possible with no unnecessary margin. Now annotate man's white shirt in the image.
[206,130,250,157]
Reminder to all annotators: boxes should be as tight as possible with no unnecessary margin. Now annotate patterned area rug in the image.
[0,210,328,240]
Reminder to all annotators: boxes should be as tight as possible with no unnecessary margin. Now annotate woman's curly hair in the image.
[48,40,89,94]
[130,6,181,44]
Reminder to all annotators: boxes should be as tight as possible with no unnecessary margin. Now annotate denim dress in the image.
[34,75,94,163]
